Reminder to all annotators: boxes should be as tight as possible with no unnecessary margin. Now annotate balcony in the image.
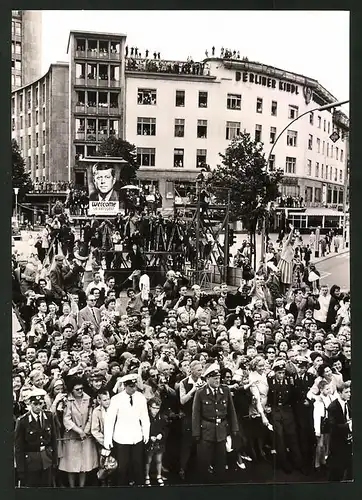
[86,133,97,142]
[75,78,86,86]
[97,106,110,115]
[75,50,87,58]
[75,104,85,113]
[125,57,211,77]
[109,79,121,88]
[75,132,85,141]
[109,52,121,60]
[97,78,110,88]
[109,107,121,115]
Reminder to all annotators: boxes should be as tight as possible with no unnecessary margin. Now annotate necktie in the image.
[344,403,348,421]
[129,395,133,407]
[92,308,97,321]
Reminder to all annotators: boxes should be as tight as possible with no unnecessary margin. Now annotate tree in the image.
[208,133,284,268]
[97,136,139,186]
[12,139,32,204]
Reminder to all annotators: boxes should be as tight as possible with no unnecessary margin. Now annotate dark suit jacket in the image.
[89,189,119,202]
[78,305,101,329]
[14,410,58,473]
[192,384,239,442]
[327,398,352,469]
[49,266,65,300]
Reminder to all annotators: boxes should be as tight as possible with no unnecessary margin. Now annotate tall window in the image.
[255,124,262,142]
[287,130,297,147]
[28,157,31,170]
[317,138,320,153]
[43,130,45,143]
[322,141,325,154]
[341,149,344,162]
[227,93,241,110]
[27,90,31,109]
[174,119,185,137]
[35,111,39,125]
[321,164,324,178]
[308,134,313,150]
[198,91,208,108]
[35,88,39,107]
[271,101,277,116]
[19,94,23,112]
[315,162,320,178]
[315,187,322,203]
[331,145,334,158]
[288,105,298,119]
[336,146,339,160]
[137,147,155,166]
[270,127,276,144]
[27,113,31,127]
[137,88,157,105]
[36,133,39,147]
[327,143,329,157]
[196,149,207,168]
[340,170,343,182]
[137,117,156,136]
[269,154,275,171]
[175,90,185,107]
[256,97,263,113]
[20,116,23,129]
[328,122,330,134]
[334,168,338,182]
[35,155,39,168]
[11,97,15,115]
[174,149,184,167]
[318,116,321,128]
[309,112,314,125]
[323,119,326,132]
[285,157,296,174]
[326,165,329,180]
[197,120,207,138]
[226,121,240,140]
[307,159,312,176]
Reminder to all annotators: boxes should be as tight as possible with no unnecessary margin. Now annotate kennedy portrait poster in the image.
[86,160,123,215]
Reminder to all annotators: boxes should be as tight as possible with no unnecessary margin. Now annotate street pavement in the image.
[316,251,350,291]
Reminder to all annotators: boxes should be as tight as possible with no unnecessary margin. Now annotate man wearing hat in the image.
[103,373,150,486]
[49,255,67,303]
[293,355,316,473]
[14,388,57,487]
[192,363,239,483]
[267,359,303,474]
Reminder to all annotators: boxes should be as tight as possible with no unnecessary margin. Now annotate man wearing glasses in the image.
[192,363,239,483]
[15,388,57,487]
[89,163,119,202]
[78,294,101,329]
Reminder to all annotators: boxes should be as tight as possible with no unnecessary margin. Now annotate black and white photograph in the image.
[11,9,351,488]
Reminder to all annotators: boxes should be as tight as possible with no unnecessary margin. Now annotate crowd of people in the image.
[12,215,352,488]
[31,181,72,194]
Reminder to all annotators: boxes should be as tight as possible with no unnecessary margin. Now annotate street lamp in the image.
[13,187,19,228]
[260,99,349,261]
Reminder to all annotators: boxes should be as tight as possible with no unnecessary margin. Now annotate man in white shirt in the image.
[103,373,150,486]
[139,269,150,302]
[85,271,108,297]
[313,285,331,330]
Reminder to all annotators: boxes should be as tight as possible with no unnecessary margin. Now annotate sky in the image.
[41,10,350,115]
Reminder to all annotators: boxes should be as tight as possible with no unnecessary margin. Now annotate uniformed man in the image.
[293,355,316,473]
[14,388,58,487]
[192,363,239,483]
[267,359,303,474]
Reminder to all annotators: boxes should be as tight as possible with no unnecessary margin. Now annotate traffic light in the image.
[228,226,237,247]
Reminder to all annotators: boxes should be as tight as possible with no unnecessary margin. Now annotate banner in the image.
[86,160,123,215]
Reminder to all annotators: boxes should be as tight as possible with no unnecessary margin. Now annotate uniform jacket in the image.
[267,375,297,408]
[14,410,58,473]
[293,372,316,404]
[192,384,239,442]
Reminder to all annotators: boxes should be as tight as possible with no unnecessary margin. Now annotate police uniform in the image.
[14,389,58,487]
[267,360,303,473]
[293,357,316,470]
[192,364,239,482]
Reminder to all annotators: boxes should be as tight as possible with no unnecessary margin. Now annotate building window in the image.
[227,93,241,110]
[271,101,277,116]
[197,119,207,138]
[325,165,328,180]
[43,130,45,143]
[42,153,45,167]
[315,162,319,178]
[331,145,334,158]
[285,157,296,174]
[196,149,207,168]
[36,133,39,147]
[35,111,39,125]
[226,121,240,140]
[330,167,333,181]
[27,113,31,127]
[309,112,314,125]
[308,134,313,150]
[328,122,330,134]
[42,83,46,104]
[307,159,312,176]
[19,137,23,149]
[11,97,15,115]
[20,116,23,129]
[327,143,329,157]
[137,88,156,105]
[15,41,21,54]
[323,119,326,132]
[28,156,31,169]
[137,117,156,136]
[15,22,21,36]
[12,118,15,131]
[340,149,344,162]
[137,147,155,166]
[174,149,184,167]
[256,97,263,113]
[322,141,325,154]
[35,155,39,168]
[287,130,297,147]
[19,94,23,112]
[288,105,298,119]
[270,127,276,144]
[340,170,343,182]
[305,187,313,203]
[269,154,275,171]
[35,88,39,107]
[27,90,31,109]
[336,146,339,160]
[16,75,21,87]
[255,124,262,142]
[198,91,208,108]
[334,168,338,182]
[317,138,320,153]
[315,187,322,203]
[175,90,185,107]
[321,164,324,178]
[174,119,185,138]
[318,116,321,128]
[28,135,31,148]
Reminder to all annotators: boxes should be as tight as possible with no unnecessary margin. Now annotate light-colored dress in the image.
[59,393,98,473]
[278,241,294,285]
[248,371,269,418]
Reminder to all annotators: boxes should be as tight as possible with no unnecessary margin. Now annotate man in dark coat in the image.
[327,381,352,481]
[192,363,239,483]
[14,388,58,487]
[49,255,67,303]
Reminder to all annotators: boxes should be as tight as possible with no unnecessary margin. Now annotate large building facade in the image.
[11,10,42,90]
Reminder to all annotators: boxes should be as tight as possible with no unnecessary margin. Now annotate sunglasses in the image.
[32,400,44,406]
